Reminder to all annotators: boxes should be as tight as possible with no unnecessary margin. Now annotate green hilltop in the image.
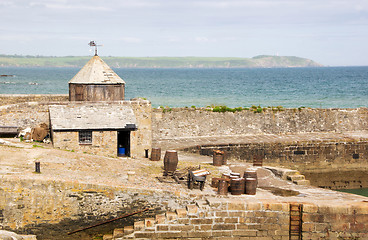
[0,55,323,68]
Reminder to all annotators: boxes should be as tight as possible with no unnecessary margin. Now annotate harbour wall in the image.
[152,107,368,138]
[151,108,368,189]
[1,178,368,239]
[1,94,367,134]
[0,177,188,239]
[1,94,368,189]
[190,140,368,189]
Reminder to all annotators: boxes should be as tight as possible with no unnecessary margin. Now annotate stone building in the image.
[49,55,151,158]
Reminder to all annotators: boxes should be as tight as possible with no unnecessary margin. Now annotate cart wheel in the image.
[200,182,205,191]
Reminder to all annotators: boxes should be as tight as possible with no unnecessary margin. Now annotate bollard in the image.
[145,149,149,158]
[35,161,41,173]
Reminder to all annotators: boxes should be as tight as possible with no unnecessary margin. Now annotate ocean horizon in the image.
[0,66,367,109]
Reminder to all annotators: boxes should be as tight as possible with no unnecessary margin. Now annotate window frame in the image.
[79,130,92,144]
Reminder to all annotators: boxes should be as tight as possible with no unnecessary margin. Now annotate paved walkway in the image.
[153,130,368,151]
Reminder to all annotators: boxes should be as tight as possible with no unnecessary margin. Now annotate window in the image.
[79,131,92,144]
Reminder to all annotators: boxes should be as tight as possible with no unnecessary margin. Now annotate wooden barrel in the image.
[218,180,228,195]
[230,172,241,178]
[245,178,257,195]
[253,155,263,166]
[222,152,227,165]
[230,178,245,195]
[222,173,231,181]
[163,150,178,174]
[213,154,223,166]
[211,177,223,188]
[244,170,257,181]
[150,148,161,161]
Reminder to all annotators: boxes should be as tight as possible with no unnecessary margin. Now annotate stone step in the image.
[113,228,124,239]
[103,234,113,240]
[111,203,198,239]
[287,174,305,181]
[20,236,38,240]
[294,179,310,185]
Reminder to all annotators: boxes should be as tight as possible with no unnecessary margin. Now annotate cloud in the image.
[120,37,143,43]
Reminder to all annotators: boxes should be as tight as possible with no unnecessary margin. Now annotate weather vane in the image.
[88,41,103,56]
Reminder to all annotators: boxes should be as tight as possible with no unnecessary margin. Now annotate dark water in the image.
[0,66,367,108]
[338,188,368,197]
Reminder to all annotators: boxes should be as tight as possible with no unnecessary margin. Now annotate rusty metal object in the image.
[230,178,245,195]
[245,178,257,195]
[67,207,150,235]
[218,179,228,195]
[163,150,178,175]
[150,148,161,161]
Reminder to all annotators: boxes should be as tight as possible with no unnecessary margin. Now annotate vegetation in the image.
[0,54,323,68]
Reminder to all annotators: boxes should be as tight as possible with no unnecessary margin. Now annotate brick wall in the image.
[112,198,368,239]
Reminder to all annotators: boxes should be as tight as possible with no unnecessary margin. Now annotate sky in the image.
[0,0,367,66]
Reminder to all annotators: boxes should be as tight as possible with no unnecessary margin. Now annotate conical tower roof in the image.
[69,55,125,84]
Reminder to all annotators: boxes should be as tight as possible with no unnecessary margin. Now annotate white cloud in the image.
[120,37,143,43]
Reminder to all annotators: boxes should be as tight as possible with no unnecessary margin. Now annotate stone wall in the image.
[0,178,190,239]
[0,94,68,106]
[189,139,368,189]
[152,108,368,139]
[2,178,367,240]
[0,102,52,128]
[112,198,368,239]
[129,99,152,158]
[52,131,118,157]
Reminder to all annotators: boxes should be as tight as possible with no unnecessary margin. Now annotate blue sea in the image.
[0,66,367,108]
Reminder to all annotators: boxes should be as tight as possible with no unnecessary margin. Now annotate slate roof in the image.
[49,104,137,131]
[68,56,125,84]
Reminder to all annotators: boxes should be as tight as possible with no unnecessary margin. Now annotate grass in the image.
[32,144,44,148]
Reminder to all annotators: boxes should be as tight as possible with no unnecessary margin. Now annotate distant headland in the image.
[0,54,323,68]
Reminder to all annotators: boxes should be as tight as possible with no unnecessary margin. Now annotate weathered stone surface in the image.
[0,230,25,240]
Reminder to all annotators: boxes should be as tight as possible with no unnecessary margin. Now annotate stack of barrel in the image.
[212,170,257,196]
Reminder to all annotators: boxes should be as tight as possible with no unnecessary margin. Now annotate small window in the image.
[79,131,92,144]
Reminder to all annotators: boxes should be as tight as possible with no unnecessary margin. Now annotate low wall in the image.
[0,94,68,106]
[188,139,368,189]
[112,198,368,239]
[0,178,191,239]
[152,108,368,139]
